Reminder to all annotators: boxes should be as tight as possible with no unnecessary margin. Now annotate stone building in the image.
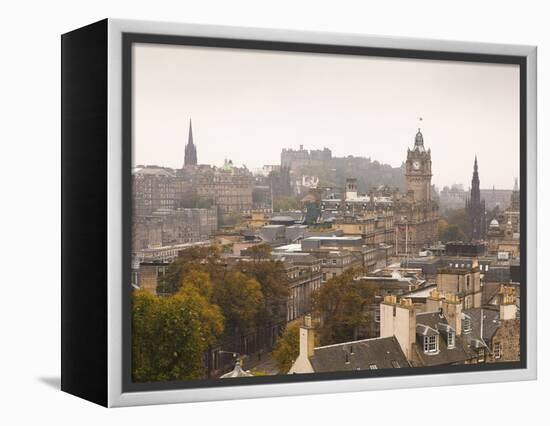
[486,182,520,258]
[284,255,323,322]
[435,261,482,310]
[280,145,332,170]
[132,216,163,251]
[268,165,292,198]
[135,262,168,294]
[379,287,519,367]
[152,207,218,245]
[196,160,254,215]
[132,166,176,217]
[132,207,217,251]
[332,210,395,246]
[465,157,487,241]
[394,129,439,255]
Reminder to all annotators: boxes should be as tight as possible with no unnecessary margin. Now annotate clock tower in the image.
[405,128,432,203]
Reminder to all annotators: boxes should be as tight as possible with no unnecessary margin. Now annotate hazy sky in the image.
[133,43,520,190]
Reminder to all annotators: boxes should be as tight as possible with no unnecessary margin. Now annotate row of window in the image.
[448,262,490,272]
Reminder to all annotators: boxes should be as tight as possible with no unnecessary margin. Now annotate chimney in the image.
[300,314,315,358]
[499,285,517,320]
[380,296,416,361]
[443,293,463,336]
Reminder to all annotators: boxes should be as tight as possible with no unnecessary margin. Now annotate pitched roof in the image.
[462,308,501,352]
[309,336,409,372]
[413,311,471,367]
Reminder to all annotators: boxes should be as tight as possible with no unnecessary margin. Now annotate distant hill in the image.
[299,156,405,192]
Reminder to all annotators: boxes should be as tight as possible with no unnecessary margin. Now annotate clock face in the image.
[412,161,421,170]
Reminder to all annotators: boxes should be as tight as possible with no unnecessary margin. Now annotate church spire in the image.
[188,119,194,146]
[184,118,197,166]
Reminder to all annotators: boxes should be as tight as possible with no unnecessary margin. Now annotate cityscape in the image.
[131,120,521,382]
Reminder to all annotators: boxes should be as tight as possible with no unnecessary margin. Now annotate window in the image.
[494,342,502,359]
[447,331,455,349]
[391,360,400,368]
[369,364,378,370]
[478,348,485,363]
[424,335,438,353]
[462,316,472,333]
[374,309,381,323]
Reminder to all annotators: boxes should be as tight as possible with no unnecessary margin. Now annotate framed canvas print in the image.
[61,19,537,407]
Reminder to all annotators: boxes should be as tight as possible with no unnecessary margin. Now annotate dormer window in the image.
[447,331,455,349]
[462,316,472,334]
[423,335,438,353]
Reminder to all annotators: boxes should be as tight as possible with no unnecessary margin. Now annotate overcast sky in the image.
[133,43,519,190]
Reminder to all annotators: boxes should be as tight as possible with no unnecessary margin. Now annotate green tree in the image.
[213,271,264,335]
[312,268,377,346]
[132,288,224,382]
[272,323,300,374]
[244,243,272,261]
[273,196,300,212]
[440,208,468,241]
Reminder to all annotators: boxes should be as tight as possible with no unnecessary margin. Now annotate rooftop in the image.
[310,336,409,372]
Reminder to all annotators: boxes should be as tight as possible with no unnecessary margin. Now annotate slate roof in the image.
[462,308,501,356]
[413,311,471,367]
[309,336,409,372]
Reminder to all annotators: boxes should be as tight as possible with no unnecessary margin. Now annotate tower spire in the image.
[188,119,194,146]
[183,118,198,167]
[466,155,485,241]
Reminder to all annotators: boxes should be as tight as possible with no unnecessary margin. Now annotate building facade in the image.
[394,129,439,255]
[132,166,176,217]
[196,160,254,215]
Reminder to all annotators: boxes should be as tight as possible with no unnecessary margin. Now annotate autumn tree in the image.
[272,323,300,374]
[181,270,214,300]
[132,287,224,382]
[213,271,264,335]
[312,268,377,346]
[244,243,272,261]
[157,245,225,295]
[237,258,290,327]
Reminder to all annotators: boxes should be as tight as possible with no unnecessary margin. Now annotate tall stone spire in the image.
[466,155,486,241]
[184,119,197,166]
[471,155,480,204]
